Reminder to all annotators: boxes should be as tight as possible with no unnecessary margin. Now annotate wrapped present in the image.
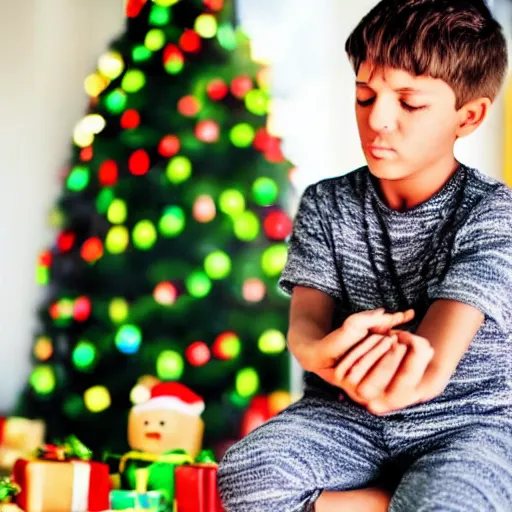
[12,436,110,512]
[128,382,205,459]
[116,449,192,503]
[175,463,223,512]
[110,468,169,511]
[0,417,45,451]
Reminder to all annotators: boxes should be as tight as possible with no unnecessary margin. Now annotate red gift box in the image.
[13,458,110,512]
[175,463,223,512]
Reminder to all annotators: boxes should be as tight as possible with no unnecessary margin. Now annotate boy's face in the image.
[355,61,461,180]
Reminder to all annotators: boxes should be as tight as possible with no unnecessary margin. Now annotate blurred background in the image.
[0,0,511,462]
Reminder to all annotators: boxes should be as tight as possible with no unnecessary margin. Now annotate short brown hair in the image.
[345,0,508,109]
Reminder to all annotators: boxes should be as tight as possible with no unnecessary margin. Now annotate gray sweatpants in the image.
[218,390,512,511]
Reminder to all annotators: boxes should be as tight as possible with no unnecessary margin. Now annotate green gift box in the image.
[109,489,167,511]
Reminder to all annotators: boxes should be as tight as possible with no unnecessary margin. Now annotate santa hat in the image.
[132,382,205,416]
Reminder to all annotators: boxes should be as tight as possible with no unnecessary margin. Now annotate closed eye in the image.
[356,98,426,112]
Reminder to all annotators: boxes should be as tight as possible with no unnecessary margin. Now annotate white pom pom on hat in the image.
[132,381,205,416]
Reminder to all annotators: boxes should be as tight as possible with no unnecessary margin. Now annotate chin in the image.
[366,157,409,181]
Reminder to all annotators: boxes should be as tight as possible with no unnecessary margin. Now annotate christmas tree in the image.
[16,0,293,454]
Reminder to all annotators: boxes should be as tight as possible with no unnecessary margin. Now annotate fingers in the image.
[341,335,397,388]
[386,331,434,392]
[355,343,408,401]
[370,309,415,335]
[335,334,393,382]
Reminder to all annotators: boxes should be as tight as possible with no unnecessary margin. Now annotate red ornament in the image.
[57,231,75,252]
[185,341,211,367]
[129,149,150,175]
[98,160,118,186]
[230,76,253,98]
[73,296,92,322]
[49,302,60,320]
[80,147,94,162]
[203,0,224,11]
[177,96,200,117]
[264,136,286,163]
[158,135,181,157]
[195,120,220,143]
[206,79,229,101]
[240,396,271,437]
[38,251,52,267]
[120,109,141,130]
[264,210,292,240]
[125,0,148,18]
[253,128,270,152]
[180,30,201,53]
[81,238,103,262]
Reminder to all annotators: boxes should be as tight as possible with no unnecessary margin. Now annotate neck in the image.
[376,156,460,211]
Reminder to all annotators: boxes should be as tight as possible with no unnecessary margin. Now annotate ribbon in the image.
[118,449,192,474]
[195,449,216,464]
[0,477,20,504]
[37,435,92,462]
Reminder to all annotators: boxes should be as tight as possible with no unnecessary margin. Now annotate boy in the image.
[218,0,512,510]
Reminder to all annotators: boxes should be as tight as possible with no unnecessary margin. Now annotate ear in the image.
[455,97,492,138]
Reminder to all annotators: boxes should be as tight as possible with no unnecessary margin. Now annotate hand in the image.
[341,330,435,414]
[313,308,415,388]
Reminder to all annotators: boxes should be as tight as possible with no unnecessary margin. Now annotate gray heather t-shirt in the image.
[279,163,512,414]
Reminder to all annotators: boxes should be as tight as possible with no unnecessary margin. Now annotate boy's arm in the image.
[360,299,484,415]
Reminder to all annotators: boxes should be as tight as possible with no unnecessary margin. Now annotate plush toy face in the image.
[127,408,204,457]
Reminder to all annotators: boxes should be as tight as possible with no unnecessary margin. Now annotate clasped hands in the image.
[314,308,435,415]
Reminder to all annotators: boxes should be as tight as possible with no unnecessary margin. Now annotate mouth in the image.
[145,432,161,440]
[366,145,396,159]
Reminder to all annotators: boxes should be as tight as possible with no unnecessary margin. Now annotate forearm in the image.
[287,315,330,371]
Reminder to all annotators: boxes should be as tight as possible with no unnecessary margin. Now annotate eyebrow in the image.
[356,81,426,93]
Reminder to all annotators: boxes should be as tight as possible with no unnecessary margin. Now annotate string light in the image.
[185,341,210,366]
[99,160,119,186]
[236,367,259,398]
[219,189,245,217]
[261,244,288,276]
[66,166,90,192]
[159,206,186,237]
[121,109,141,129]
[242,278,266,302]
[245,90,268,116]
[106,225,130,254]
[156,350,184,380]
[207,79,229,101]
[212,332,241,360]
[30,365,56,396]
[231,76,253,98]
[258,329,286,354]
[84,72,110,98]
[230,123,255,147]
[154,282,178,305]
[73,296,92,322]
[132,220,157,250]
[204,0,224,11]
[98,51,124,80]
[195,14,217,38]
[263,210,292,241]
[180,30,201,53]
[158,135,180,157]
[129,149,151,176]
[185,271,212,298]
[234,211,260,241]
[104,89,128,115]
[57,231,75,252]
[80,147,94,162]
[133,45,152,63]
[84,386,111,413]
[149,4,170,26]
[193,195,216,223]
[109,298,129,323]
[195,120,220,143]
[145,29,166,51]
[115,324,142,354]
[33,337,53,361]
[166,156,192,184]
[122,69,147,93]
[107,198,128,224]
[178,95,201,117]
[204,251,231,279]
[163,44,184,74]
[252,177,279,206]
[81,238,104,263]
[72,341,97,370]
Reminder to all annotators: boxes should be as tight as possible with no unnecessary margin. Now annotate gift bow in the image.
[0,477,21,504]
[37,435,92,461]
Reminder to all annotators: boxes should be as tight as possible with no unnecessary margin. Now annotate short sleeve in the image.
[429,190,512,332]
[278,184,342,299]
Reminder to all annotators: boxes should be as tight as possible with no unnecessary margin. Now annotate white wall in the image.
[0,0,124,411]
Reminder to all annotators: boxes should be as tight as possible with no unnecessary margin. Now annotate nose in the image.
[368,96,397,133]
